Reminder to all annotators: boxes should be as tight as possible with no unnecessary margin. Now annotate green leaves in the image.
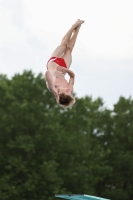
[0,71,133,200]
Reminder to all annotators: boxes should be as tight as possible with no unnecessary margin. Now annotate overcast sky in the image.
[0,0,133,108]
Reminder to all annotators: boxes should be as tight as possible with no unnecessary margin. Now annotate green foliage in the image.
[101,97,133,200]
[0,71,133,200]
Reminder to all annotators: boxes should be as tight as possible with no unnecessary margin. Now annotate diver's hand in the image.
[57,66,67,74]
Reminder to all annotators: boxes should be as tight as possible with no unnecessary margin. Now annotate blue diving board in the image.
[55,194,110,200]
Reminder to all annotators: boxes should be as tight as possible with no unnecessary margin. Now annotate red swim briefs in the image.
[47,57,67,68]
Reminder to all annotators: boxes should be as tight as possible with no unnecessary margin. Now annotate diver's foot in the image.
[72,19,84,29]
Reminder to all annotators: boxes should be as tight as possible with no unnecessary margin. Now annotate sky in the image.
[0,0,133,108]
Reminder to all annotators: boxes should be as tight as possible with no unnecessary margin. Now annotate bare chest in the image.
[53,76,69,87]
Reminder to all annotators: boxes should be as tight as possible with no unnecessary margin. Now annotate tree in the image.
[0,71,133,200]
[101,97,133,200]
[0,71,62,200]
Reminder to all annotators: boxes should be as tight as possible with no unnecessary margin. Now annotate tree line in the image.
[0,71,133,200]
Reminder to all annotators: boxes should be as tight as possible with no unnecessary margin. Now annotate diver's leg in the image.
[61,19,84,45]
[63,26,81,68]
[50,19,84,57]
[67,26,81,52]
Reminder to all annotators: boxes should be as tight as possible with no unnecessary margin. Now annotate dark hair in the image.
[59,93,75,107]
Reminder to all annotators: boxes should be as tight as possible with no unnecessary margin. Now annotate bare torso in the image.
[47,62,69,89]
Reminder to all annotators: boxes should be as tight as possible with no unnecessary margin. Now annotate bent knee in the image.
[67,45,73,52]
[60,40,68,47]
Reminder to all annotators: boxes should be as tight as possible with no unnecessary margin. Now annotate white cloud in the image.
[21,0,133,58]
[0,0,133,108]
[0,0,26,42]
